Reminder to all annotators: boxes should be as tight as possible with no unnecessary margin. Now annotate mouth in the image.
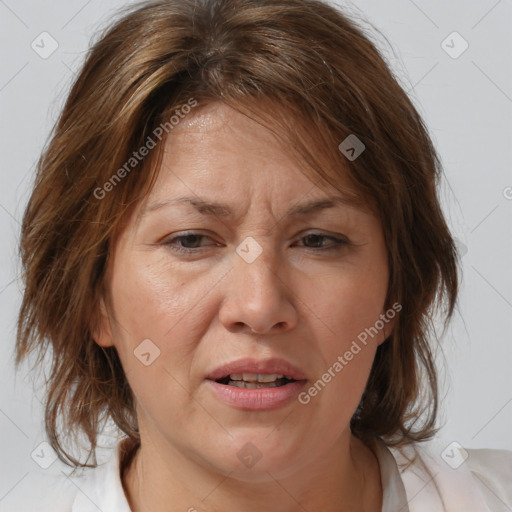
[214,373,298,389]
[205,358,307,410]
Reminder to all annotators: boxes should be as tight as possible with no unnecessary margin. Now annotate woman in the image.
[13,0,511,510]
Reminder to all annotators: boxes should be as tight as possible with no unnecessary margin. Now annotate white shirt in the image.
[2,438,511,511]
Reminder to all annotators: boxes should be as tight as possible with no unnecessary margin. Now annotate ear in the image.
[377,314,396,346]
[91,295,115,348]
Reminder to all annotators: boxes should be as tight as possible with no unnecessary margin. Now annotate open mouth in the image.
[214,373,297,389]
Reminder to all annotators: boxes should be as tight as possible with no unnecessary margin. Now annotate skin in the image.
[94,102,393,512]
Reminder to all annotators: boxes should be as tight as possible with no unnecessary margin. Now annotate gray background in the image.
[1,0,511,505]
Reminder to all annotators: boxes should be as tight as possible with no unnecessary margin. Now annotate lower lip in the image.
[205,379,307,410]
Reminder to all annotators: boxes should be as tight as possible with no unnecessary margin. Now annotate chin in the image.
[225,454,303,483]
[198,432,307,482]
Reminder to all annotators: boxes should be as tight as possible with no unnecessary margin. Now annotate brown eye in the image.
[297,233,349,251]
[163,232,218,255]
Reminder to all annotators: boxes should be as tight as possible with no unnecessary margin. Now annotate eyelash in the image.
[162,232,350,255]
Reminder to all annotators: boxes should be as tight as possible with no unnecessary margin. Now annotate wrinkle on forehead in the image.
[133,99,374,233]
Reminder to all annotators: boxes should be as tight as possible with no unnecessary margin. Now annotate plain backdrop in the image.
[0,0,511,504]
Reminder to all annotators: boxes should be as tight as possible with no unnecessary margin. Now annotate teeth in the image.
[229,381,282,389]
[229,373,286,383]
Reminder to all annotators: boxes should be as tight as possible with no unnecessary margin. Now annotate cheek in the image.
[109,251,205,338]
[105,255,206,430]
[301,293,380,437]
[312,287,382,392]
[106,253,213,388]
[309,258,389,349]
[299,255,388,416]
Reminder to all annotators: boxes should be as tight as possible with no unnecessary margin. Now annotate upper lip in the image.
[206,357,308,381]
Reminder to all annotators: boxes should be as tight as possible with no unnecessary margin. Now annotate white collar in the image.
[71,441,131,512]
[69,437,491,511]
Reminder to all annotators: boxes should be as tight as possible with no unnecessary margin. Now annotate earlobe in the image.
[378,316,395,346]
[92,296,115,348]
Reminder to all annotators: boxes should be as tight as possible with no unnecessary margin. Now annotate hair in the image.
[16,0,458,469]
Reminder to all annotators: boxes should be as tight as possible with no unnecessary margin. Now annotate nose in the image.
[218,246,299,335]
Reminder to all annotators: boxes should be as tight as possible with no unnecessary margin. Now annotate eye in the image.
[163,232,219,254]
[295,232,349,251]
[162,231,350,256]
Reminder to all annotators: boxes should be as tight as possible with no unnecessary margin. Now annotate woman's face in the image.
[96,102,391,480]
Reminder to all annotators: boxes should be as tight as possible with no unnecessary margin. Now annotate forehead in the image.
[141,101,369,215]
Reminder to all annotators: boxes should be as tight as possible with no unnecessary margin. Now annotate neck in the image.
[121,431,382,512]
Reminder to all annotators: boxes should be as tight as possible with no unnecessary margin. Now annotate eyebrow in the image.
[144,194,367,219]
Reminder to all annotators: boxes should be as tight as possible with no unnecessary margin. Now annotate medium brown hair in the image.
[16,0,458,468]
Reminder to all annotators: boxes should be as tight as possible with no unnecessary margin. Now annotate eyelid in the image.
[161,230,350,255]
[294,232,350,250]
